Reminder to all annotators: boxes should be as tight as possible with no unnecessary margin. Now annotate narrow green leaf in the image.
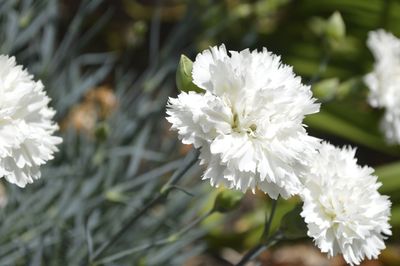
[305,111,400,155]
[391,206,400,226]
[376,162,400,194]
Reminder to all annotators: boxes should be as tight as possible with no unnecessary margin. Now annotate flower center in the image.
[231,113,257,136]
[320,195,347,222]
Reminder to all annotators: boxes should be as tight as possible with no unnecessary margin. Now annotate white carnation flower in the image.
[300,142,391,265]
[364,29,400,143]
[0,55,62,187]
[167,45,320,199]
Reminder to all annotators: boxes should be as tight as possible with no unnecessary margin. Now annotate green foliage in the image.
[279,205,308,239]
[213,189,244,213]
[310,11,346,41]
[1,0,400,265]
[0,1,210,265]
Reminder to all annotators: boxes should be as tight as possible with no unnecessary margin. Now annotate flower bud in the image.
[95,122,110,142]
[309,11,345,41]
[176,54,203,93]
[326,12,345,41]
[313,78,339,101]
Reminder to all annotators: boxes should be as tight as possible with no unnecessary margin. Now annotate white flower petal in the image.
[167,45,320,198]
[300,142,391,265]
[0,55,62,187]
[364,29,400,144]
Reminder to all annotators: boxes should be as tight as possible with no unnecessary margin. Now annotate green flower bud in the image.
[105,189,128,203]
[176,55,203,93]
[313,78,339,101]
[95,122,110,142]
[326,12,346,41]
[309,17,326,36]
[309,11,345,41]
[213,189,244,213]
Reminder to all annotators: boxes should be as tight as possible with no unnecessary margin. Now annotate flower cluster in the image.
[0,55,62,187]
[300,142,391,265]
[167,45,392,265]
[364,29,400,144]
[167,45,320,199]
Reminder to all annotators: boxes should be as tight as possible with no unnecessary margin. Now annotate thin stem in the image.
[168,185,195,197]
[308,51,330,86]
[90,150,199,263]
[95,240,169,265]
[94,209,213,265]
[235,231,283,266]
[236,198,280,266]
[261,198,278,242]
[172,209,213,238]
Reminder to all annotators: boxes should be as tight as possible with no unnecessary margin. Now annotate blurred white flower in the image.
[300,142,391,265]
[167,45,320,199]
[364,29,400,143]
[0,55,62,187]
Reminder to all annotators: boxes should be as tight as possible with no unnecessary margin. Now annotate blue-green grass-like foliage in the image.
[0,1,211,265]
[2,0,400,265]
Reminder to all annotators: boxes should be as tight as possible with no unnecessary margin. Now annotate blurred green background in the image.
[1,0,400,265]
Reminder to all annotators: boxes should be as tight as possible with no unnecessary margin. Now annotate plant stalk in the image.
[236,198,280,266]
[90,150,198,263]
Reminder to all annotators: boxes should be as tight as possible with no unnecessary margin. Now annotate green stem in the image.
[309,51,330,86]
[90,150,199,263]
[236,198,280,266]
[261,198,278,242]
[172,209,214,239]
[235,231,283,266]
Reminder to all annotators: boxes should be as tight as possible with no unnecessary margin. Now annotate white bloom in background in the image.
[167,45,320,199]
[0,55,62,187]
[300,142,391,265]
[364,29,400,143]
